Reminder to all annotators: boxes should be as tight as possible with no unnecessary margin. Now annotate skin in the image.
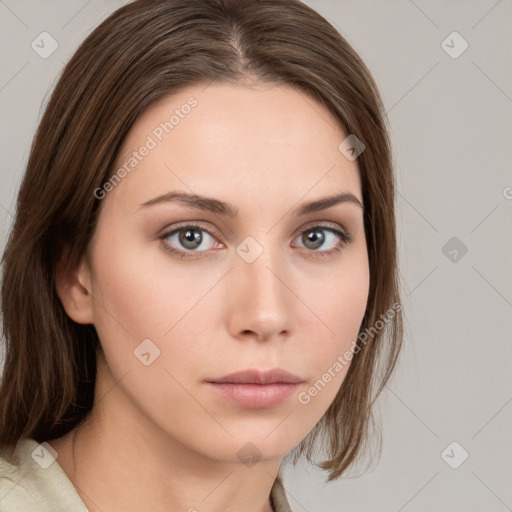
[52,82,370,512]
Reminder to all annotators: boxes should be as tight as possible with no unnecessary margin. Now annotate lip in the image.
[206,368,304,409]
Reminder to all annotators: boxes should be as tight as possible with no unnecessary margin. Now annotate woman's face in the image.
[78,82,369,462]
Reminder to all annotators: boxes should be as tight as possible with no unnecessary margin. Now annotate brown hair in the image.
[0,0,403,481]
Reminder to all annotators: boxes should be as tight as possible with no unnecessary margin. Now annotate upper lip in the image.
[207,368,303,385]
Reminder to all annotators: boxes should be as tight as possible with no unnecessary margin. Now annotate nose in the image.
[225,246,294,343]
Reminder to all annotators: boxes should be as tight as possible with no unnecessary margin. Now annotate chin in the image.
[188,424,307,465]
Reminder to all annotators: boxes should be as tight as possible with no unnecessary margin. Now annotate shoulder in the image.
[0,438,87,512]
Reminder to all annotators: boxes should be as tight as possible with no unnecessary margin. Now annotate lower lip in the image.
[206,382,300,408]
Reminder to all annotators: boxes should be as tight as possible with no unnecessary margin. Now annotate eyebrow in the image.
[138,190,363,216]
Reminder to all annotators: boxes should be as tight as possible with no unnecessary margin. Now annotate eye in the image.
[160,223,220,259]
[291,224,352,258]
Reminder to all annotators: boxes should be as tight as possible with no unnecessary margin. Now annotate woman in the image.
[0,0,403,511]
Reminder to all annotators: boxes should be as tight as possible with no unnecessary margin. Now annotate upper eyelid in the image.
[161,221,217,239]
[161,220,349,238]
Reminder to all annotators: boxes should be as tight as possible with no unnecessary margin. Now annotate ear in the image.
[54,243,94,325]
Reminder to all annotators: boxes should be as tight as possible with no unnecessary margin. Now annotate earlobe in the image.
[54,244,95,325]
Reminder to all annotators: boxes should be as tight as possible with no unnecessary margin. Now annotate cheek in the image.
[88,235,207,416]
[326,263,369,344]
[306,252,369,345]
[90,231,199,341]
[295,256,369,402]
[88,231,219,390]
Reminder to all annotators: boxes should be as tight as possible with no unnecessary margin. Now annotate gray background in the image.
[1,1,511,511]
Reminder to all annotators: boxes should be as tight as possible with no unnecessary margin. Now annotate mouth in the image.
[205,368,304,409]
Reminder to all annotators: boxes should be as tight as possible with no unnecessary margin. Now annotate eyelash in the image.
[159,222,352,260]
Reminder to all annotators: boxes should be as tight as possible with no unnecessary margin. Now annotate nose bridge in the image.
[228,235,292,340]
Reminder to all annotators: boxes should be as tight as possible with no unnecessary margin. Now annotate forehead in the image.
[106,82,362,216]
